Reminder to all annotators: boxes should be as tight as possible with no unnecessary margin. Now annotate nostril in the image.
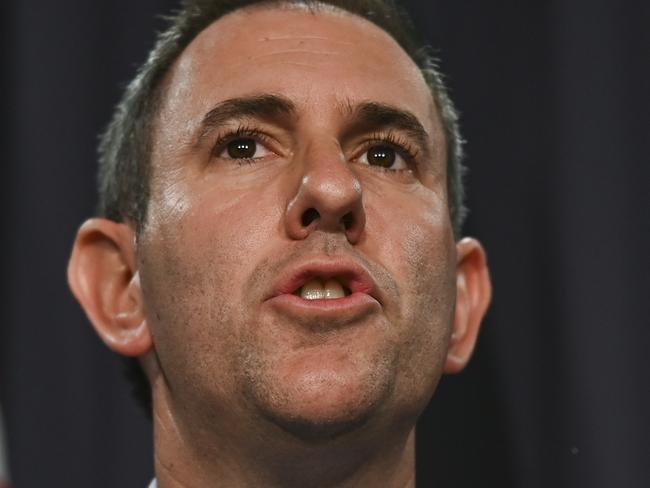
[341,212,354,230]
[301,208,320,227]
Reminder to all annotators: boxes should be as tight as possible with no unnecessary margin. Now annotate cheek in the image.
[395,210,455,339]
[365,188,455,307]
[138,184,284,391]
[146,176,284,277]
[364,189,456,399]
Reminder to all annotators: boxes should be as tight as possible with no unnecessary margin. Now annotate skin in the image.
[68,5,491,487]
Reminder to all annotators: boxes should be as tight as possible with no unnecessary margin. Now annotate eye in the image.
[359,144,409,170]
[218,137,272,160]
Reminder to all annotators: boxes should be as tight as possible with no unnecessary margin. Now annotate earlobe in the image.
[444,237,492,374]
[67,218,152,357]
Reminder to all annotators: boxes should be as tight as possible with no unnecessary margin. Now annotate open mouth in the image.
[293,277,353,300]
[267,261,381,323]
[270,258,379,307]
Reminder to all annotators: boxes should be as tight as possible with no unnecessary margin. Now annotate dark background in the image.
[2,0,648,487]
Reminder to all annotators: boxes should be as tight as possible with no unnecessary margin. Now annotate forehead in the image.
[159,5,437,131]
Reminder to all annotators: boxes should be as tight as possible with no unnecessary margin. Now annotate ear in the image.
[444,237,492,374]
[67,218,152,357]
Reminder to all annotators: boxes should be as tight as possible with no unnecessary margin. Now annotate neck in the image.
[151,391,417,488]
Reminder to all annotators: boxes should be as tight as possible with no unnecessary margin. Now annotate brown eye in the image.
[366,145,396,168]
[226,138,257,159]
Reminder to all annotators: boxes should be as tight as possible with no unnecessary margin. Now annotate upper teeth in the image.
[298,278,346,300]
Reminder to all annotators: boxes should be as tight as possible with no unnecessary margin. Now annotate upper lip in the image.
[268,257,379,302]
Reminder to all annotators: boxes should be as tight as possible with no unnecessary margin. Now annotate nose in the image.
[285,145,366,244]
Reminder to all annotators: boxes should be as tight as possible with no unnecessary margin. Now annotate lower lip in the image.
[267,292,381,318]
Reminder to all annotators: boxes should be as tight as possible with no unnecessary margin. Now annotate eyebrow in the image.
[195,95,431,157]
[197,94,296,142]
[347,101,432,157]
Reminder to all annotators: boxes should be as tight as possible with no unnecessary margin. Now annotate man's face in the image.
[139,5,456,439]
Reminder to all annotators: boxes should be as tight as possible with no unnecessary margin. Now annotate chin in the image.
[243,348,396,443]
[265,409,373,443]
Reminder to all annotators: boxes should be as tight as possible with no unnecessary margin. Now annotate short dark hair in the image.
[100,0,467,413]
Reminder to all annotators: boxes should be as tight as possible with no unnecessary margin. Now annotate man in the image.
[68,0,491,486]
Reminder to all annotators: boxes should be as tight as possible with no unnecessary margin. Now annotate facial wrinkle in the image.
[254,49,341,56]
[259,35,354,44]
